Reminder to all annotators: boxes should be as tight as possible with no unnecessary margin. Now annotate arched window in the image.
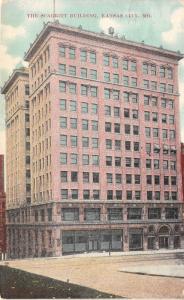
[158,226,170,235]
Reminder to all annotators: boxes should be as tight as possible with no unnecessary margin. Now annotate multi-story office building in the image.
[0,155,6,259]
[2,21,184,258]
[2,67,30,258]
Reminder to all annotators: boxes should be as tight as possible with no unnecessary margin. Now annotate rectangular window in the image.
[165,208,178,219]
[60,171,67,182]
[104,72,110,82]
[160,83,166,92]
[114,123,120,133]
[90,52,96,64]
[143,80,149,89]
[62,208,79,221]
[151,64,156,75]
[107,173,113,183]
[81,85,88,96]
[131,77,137,87]
[127,208,142,219]
[69,83,76,94]
[59,64,66,74]
[71,153,78,164]
[144,95,150,105]
[60,135,67,146]
[80,49,87,61]
[106,139,112,149]
[123,59,128,70]
[83,172,89,183]
[142,63,148,74]
[106,156,112,166]
[71,171,78,182]
[84,208,100,221]
[160,66,165,78]
[167,68,173,79]
[104,88,111,99]
[125,157,131,167]
[59,81,66,92]
[91,86,98,97]
[131,60,137,71]
[105,122,111,132]
[82,154,89,165]
[112,56,118,68]
[82,119,88,130]
[92,138,98,148]
[60,153,67,164]
[81,102,88,113]
[71,136,77,147]
[61,189,68,199]
[70,118,77,129]
[60,99,66,110]
[92,155,99,165]
[69,47,75,59]
[81,68,87,78]
[125,124,131,134]
[70,100,77,111]
[60,117,67,128]
[135,175,140,184]
[151,81,157,91]
[71,189,78,199]
[107,208,123,221]
[82,137,89,148]
[91,103,98,114]
[104,55,110,66]
[115,140,121,150]
[168,84,173,94]
[59,45,65,57]
[107,190,113,200]
[90,69,97,80]
[69,66,76,76]
[148,208,161,219]
[113,73,119,84]
[93,190,100,200]
[123,76,129,86]
[91,120,98,131]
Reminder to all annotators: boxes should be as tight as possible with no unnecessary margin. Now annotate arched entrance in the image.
[158,225,170,249]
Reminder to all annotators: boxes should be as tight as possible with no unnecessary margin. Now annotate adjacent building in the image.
[2,21,184,258]
[0,155,6,259]
[181,143,184,202]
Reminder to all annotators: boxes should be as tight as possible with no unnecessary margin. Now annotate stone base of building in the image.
[6,201,184,259]
[6,224,184,259]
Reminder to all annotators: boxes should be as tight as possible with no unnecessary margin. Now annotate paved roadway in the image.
[2,250,184,299]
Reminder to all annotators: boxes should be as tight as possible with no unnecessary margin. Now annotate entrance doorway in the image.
[88,239,99,251]
[159,236,169,249]
[148,237,155,249]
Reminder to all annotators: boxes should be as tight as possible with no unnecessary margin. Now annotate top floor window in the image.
[104,55,110,66]
[151,64,156,75]
[160,66,165,78]
[131,60,137,71]
[90,52,96,64]
[69,47,75,59]
[59,45,65,57]
[80,49,87,62]
[112,57,118,68]
[142,63,148,74]
[167,68,173,79]
[123,59,128,70]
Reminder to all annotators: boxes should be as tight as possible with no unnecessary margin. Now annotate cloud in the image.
[0,45,21,72]
[162,7,184,46]
[1,24,26,41]
[99,17,123,34]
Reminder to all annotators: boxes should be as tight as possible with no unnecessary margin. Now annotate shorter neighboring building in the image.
[0,155,6,259]
[181,143,184,201]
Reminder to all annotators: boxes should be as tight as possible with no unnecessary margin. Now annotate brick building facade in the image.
[0,155,6,259]
[2,21,184,258]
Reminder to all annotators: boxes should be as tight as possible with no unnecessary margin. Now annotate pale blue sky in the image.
[0,0,184,154]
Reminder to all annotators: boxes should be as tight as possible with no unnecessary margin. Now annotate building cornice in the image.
[24,21,184,62]
[1,67,29,94]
